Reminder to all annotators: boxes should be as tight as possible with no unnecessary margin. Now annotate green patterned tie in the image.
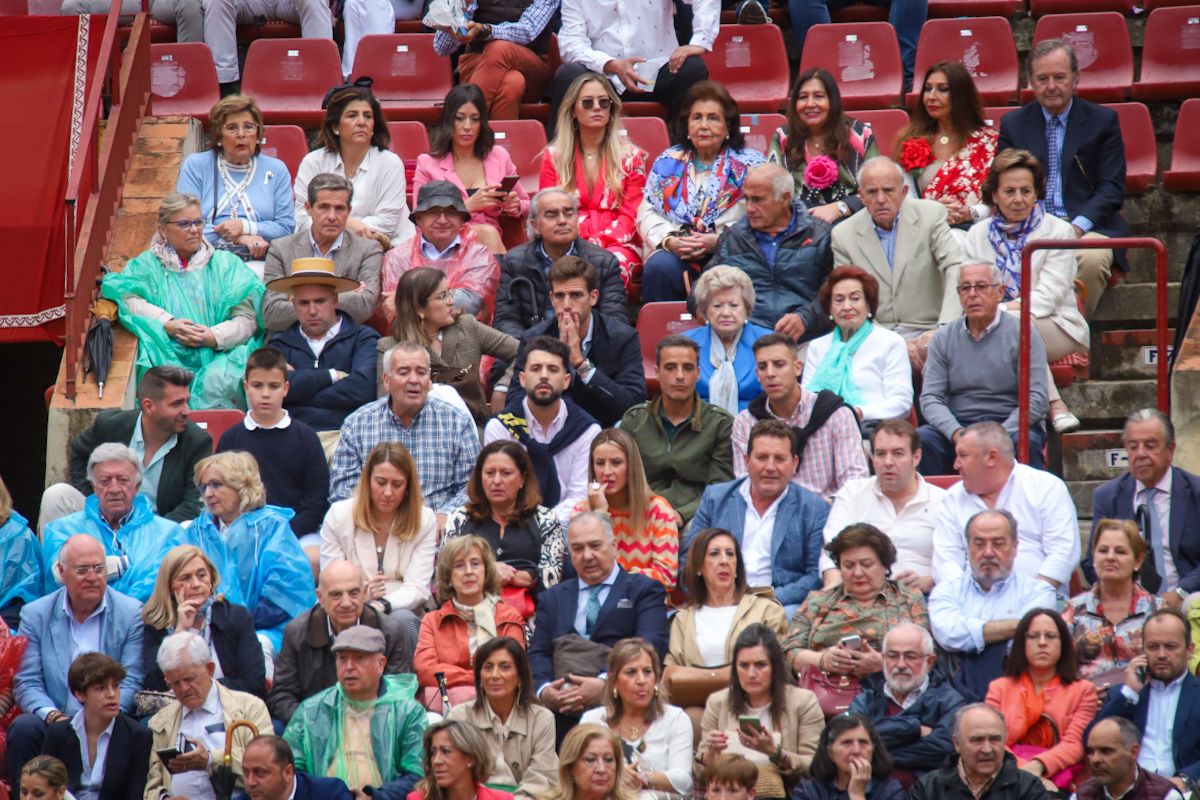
[584,584,603,638]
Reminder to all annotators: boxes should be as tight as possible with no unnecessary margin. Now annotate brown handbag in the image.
[795,668,860,717]
[661,665,728,708]
[432,363,488,423]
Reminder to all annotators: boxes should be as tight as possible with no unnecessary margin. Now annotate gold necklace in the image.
[938,133,951,145]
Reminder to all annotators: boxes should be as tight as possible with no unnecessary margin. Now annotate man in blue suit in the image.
[997,39,1128,316]
[1085,409,1200,606]
[238,735,354,800]
[8,534,144,778]
[1094,608,1200,789]
[529,511,669,738]
[688,418,828,616]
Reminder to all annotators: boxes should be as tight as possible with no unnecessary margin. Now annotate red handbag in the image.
[501,586,535,619]
[796,667,861,717]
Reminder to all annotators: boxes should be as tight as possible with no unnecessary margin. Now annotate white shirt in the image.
[1123,672,1186,776]
[821,476,947,577]
[558,0,719,94]
[172,682,226,800]
[302,317,343,362]
[483,399,601,526]
[293,146,414,242]
[243,410,292,431]
[694,605,739,667]
[1135,470,1179,590]
[70,711,115,800]
[738,480,784,588]
[801,325,913,422]
[932,463,1080,589]
[580,705,695,798]
[928,570,1058,653]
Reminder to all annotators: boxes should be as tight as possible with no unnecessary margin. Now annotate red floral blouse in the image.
[539,144,647,254]
[920,126,998,206]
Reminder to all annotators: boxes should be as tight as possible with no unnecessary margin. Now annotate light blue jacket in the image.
[15,586,144,716]
[687,477,828,613]
[176,150,295,245]
[0,511,43,619]
[684,322,773,412]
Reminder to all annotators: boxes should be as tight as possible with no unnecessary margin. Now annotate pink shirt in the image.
[412,146,530,230]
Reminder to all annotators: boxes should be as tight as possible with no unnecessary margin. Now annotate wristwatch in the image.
[577,359,595,379]
[836,201,850,217]
[1175,587,1188,602]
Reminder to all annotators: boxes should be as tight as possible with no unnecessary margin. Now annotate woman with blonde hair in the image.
[319,441,437,650]
[410,720,510,800]
[541,73,648,294]
[545,724,635,800]
[581,639,694,800]
[140,544,265,698]
[19,755,74,800]
[414,535,526,711]
[575,429,679,589]
[0,474,41,630]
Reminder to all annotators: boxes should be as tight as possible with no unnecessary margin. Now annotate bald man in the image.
[269,560,412,724]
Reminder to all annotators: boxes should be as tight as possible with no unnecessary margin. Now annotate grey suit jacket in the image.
[262,229,383,331]
[831,198,965,330]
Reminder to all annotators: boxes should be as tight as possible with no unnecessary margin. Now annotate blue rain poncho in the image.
[284,673,425,800]
[0,510,43,621]
[190,505,315,651]
[41,494,192,602]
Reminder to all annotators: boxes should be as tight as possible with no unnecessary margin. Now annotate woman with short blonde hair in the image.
[545,724,635,800]
[410,720,500,800]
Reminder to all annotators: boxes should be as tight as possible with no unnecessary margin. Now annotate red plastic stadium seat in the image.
[1030,0,1133,15]
[740,112,787,155]
[637,302,703,395]
[800,23,903,110]
[702,25,789,113]
[150,43,219,122]
[386,120,430,203]
[1131,7,1200,102]
[907,17,1019,106]
[1104,102,1157,194]
[622,101,670,119]
[924,474,962,489]
[1145,0,1199,8]
[260,125,309,180]
[1163,98,1200,192]
[350,34,452,124]
[851,109,909,156]
[1024,13,1131,103]
[394,18,424,32]
[982,105,1017,129]
[620,117,670,161]
[242,38,342,127]
[190,410,245,452]
[490,120,547,195]
[928,0,1024,16]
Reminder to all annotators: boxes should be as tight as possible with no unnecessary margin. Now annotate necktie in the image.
[584,584,603,637]
[1046,116,1063,216]
[1141,487,1167,593]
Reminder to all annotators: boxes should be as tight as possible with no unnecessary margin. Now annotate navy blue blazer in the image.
[1094,673,1200,780]
[527,566,669,688]
[234,771,354,800]
[997,99,1129,261]
[1083,467,1200,592]
[43,712,152,800]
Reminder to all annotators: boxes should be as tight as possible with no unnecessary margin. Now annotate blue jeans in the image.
[917,420,1046,475]
[787,0,927,87]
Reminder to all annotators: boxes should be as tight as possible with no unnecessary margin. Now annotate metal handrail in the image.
[1017,237,1169,464]
[62,0,152,400]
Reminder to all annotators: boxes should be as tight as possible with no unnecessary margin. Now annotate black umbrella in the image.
[211,719,261,800]
[82,299,118,399]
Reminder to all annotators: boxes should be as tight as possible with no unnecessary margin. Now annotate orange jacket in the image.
[414,600,527,688]
[985,674,1098,776]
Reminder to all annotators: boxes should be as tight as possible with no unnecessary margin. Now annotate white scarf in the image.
[708,327,741,415]
[214,155,261,226]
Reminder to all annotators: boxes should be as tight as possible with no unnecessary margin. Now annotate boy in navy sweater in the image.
[219,347,329,575]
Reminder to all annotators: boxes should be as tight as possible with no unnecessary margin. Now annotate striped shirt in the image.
[574,495,679,589]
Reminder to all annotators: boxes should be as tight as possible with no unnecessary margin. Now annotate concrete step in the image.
[1061,428,1127,482]
[1092,281,1180,328]
[1068,479,1104,520]
[1090,329,1176,380]
[1059,379,1158,426]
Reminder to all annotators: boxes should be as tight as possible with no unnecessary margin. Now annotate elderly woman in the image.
[986,609,1097,791]
[1063,519,1161,686]
[448,638,558,798]
[414,535,526,711]
[699,624,824,800]
[176,95,294,267]
[683,266,772,415]
[581,639,694,800]
[190,451,315,667]
[545,724,631,800]
[785,525,928,682]
[140,544,265,698]
[542,73,647,293]
[320,441,437,650]
[791,714,903,800]
[638,81,766,302]
[378,268,517,422]
[801,266,913,428]
[293,84,412,247]
[0,474,41,630]
[409,720,513,800]
[101,192,264,409]
[965,148,1089,434]
[768,68,879,225]
[442,441,565,613]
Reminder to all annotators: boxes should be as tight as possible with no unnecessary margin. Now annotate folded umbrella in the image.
[210,719,261,800]
[82,299,118,399]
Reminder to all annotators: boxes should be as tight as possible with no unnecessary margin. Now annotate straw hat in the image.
[266,257,360,294]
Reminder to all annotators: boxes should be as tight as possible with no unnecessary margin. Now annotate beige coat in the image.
[698,685,824,783]
[666,594,789,667]
[831,198,965,330]
[447,702,559,799]
[144,683,273,800]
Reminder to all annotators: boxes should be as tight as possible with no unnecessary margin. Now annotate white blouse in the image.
[293,145,414,243]
[801,324,913,422]
[580,705,695,799]
[693,605,739,667]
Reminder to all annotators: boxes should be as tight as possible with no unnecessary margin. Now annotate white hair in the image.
[86,442,144,485]
[958,259,1005,285]
[882,622,935,656]
[856,156,907,187]
[157,630,213,673]
[567,510,615,542]
[382,341,430,376]
[748,163,794,201]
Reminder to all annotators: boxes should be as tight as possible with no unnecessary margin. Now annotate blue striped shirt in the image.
[433,0,560,56]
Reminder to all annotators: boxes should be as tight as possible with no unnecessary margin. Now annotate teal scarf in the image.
[807,320,873,408]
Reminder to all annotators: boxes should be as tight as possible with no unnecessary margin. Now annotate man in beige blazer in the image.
[832,157,966,369]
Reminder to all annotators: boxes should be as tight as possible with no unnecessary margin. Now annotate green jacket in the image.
[283,673,425,799]
[620,394,734,524]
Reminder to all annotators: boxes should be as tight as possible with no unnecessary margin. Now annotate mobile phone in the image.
[1136,665,1148,683]
[499,174,520,193]
[840,635,862,651]
[156,748,181,763]
[738,715,765,736]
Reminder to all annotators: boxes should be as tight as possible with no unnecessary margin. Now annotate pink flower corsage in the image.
[804,155,839,191]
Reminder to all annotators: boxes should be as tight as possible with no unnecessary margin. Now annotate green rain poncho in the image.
[284,673,426,800]
[101,234,265,409]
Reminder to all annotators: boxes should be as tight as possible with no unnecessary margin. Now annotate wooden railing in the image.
[62,0,151,401]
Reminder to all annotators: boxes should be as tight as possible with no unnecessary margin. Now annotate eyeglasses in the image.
[580,97,612,111]
[169,219,205,231]
[222,123,258,135]
[884,651,926,662]
[427,291,453,304]
[956,282,999,295]
[198,480,227,493]
[70,564,107,577]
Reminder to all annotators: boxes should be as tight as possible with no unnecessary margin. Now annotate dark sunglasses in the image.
[581,97,612,111]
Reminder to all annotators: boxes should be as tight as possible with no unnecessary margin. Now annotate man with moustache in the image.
[1073,718,1183,800]
[484,336,601,525]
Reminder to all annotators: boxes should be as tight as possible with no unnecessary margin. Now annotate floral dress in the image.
[898,126,998,207]
[768,118,878,210]
[1062,584,1160,682]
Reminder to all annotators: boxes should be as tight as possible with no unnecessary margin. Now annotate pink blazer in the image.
[412,146,530,230]
[984,675,1098,776]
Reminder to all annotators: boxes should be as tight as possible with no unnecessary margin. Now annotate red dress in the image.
[539,144,647,290]
[920,126,998,206]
